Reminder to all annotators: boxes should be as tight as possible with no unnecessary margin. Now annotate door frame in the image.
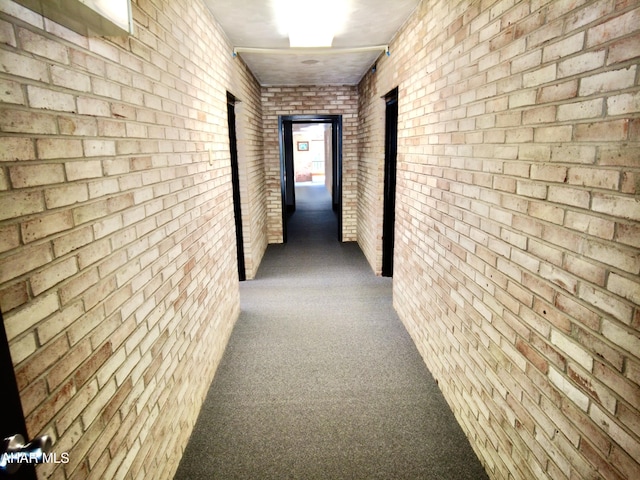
[382,88,398,277]
[227,92,246,281]
[278,115,343,242]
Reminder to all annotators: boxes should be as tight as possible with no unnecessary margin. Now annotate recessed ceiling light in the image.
[273,0,349,48]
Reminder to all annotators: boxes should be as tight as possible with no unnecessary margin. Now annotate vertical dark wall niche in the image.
[227,92,246,281]
[382,87,398,277]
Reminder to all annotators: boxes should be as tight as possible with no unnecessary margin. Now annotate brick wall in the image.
[0,0,264,478]
[261,85,358,243]
[235,91,267,280]
[359,0,640,478]
[357,67,387,274]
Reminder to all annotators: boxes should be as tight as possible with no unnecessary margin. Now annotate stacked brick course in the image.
[261,85,358,243]
[0,0,264,478]
[359,0,639,478]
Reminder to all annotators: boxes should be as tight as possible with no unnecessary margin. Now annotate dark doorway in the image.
[227,92,245,281]
[279,115,342,243]
[0,309,38,479]
[382,88,398,277]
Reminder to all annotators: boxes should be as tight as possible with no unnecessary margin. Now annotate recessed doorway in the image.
[279,115,342,243]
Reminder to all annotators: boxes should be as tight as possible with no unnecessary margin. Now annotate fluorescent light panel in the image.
[274,0,348,48]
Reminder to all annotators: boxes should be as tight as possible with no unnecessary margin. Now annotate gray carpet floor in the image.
[174,183,489,480]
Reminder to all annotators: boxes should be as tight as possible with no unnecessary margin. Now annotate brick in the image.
[0,169,7,191]
[0,78,25,105]
[37,138,83,159]
[557,50,606,78]
[0,137,35,161]
[4,291,58,341]
[551,145,596,164]
[533,125,572,143]
[58,267,98,306]
[607,91,640,116]
[21,211,74,243]
[586,8,640,48]
[27,85,76,112]
[0,282,28,313]
[564,211,614,239]
[607,272,640,305]
[0,109,57,134]
[45,183,89,208]
[523,64,556,88]
[609,444,640,480]
[537,80,578,104]
[607,32,640,64]
[557,99,603,121]
[51,65,91,92]
[586,238,640,275]
[548,186,590,208]
[550,330,593,371]
[548,366,590,411]
[0,225,20,254]
[579,284,634,323]
[579,66,636,96]
[567,167,619,190]
[18,28,69,63]
[59,115,98,136]
[621,171,640,194]
[0,18,16,46]
[592,193,640,222]
[598,146,640,167]
[8,332,37,365]
[539,263,577,295]
[511,50,541,74]
[10,164,65,188]
[519,145,551,161]
[46,337,92,390]
[523,105,555,124]
[77,96,111,117]
[35,300,83,345]
[616,223,640,248]
[542,32,584,62]
[66,160,103,180]
[574,120,629,142]
[0,242,52,284]
[509,90,537,108]
[0,50,48,81]
[84,140,116,157]
[590,402,640,461]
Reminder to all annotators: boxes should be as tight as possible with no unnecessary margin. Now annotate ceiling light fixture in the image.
[273,0,348,48]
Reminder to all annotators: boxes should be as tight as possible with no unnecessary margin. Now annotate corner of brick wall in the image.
[0,0,264,478]
[359,0,640,478]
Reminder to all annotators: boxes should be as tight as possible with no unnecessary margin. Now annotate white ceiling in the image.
[203,0,420,86]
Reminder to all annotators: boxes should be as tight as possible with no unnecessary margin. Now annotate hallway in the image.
[1,1,638,478]
[174,185,488,479]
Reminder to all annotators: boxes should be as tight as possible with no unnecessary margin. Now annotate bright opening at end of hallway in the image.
[293,123,330,187]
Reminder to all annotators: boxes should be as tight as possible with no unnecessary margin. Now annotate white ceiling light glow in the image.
[274,0,349,48]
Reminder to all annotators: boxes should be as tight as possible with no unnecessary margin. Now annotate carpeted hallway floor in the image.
[174,183,489,480]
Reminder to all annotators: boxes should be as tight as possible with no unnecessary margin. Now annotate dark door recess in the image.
[382,88,398,277]
[227,92,246,281]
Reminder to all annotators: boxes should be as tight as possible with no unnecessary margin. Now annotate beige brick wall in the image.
[261,85,358,243]
[0,0,264,478]
[359,0,640,478]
